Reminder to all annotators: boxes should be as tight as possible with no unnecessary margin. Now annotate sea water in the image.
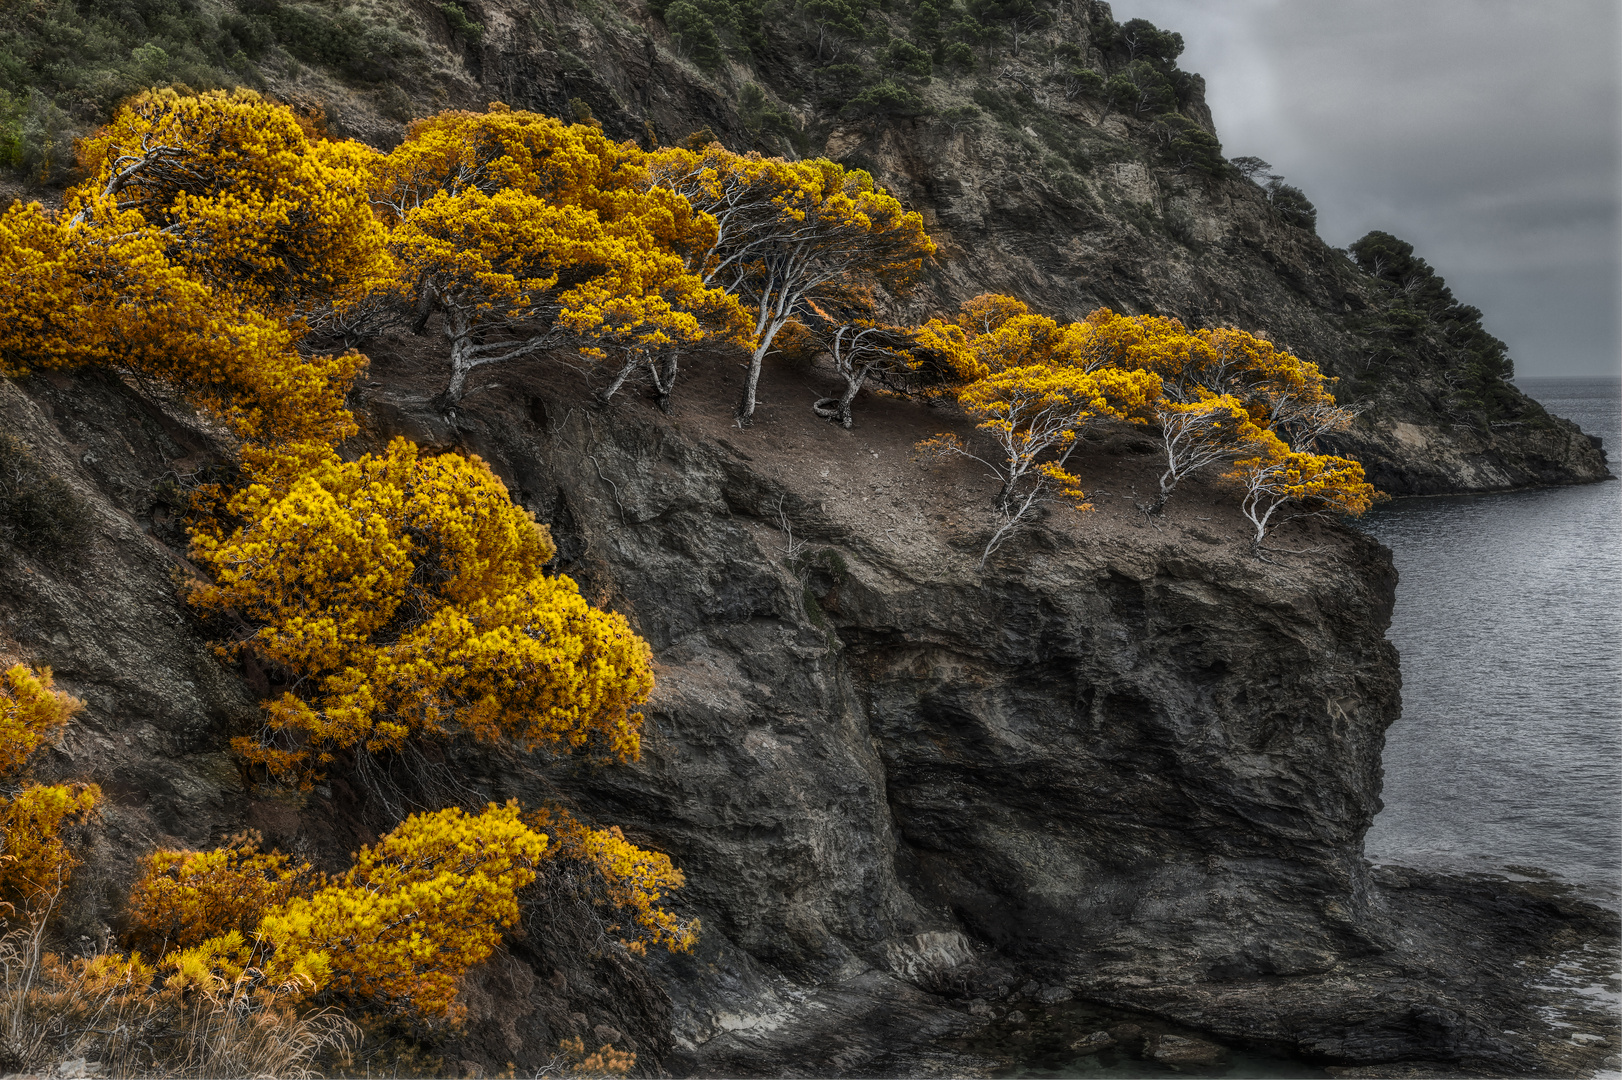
[1359,377,1622,900]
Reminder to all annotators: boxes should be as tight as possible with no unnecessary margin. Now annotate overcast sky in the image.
[1115,0,1621,378]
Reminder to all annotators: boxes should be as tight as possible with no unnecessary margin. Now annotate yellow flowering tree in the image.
[795,293,921,428]
[1150,325,1359,452]
[921,302,1369,517]
[376,105,745,405]
[921,360,1162,569]
[1151,392,1261,511]
[649,144,936,421]
[1228,429,1379,550]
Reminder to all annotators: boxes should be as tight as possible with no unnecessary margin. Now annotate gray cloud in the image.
[1115,0,1620,377]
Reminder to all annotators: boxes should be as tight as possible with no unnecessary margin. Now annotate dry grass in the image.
[0,918,356,1078]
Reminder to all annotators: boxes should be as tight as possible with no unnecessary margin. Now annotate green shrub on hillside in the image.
[886,37,932,77]
[841,79,925,118]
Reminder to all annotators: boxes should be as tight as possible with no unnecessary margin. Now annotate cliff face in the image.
[7,355,1614,1076]
[392,352,1402,1007]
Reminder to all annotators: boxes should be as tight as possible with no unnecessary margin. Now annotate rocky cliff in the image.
[2,1,1618,1074]
[3,352,1615,1076]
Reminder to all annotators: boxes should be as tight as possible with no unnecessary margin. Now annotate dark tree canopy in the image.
[1350,230,1518,411]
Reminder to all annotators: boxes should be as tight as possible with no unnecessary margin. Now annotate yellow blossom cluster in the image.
[125,831,314,956]
[1229,429,1378,548]
[531,806,700,955]
[0,665,100,908]
[71,89,390,315]
[187,437,654,786]
[0,91,375,460]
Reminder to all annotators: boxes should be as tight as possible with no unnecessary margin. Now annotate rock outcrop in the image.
[6,352,1612,1077]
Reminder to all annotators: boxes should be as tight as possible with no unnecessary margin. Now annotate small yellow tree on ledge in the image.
[1229,429,1379,552]
[916,296,1163,569]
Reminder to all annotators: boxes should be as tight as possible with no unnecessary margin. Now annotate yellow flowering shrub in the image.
[0,90,374,476]
[0,664,99,908]
[119,803,548,1017]
[125,831,316,956]
[0,781,102,907]
[71,88,391,316]
[187,437,654,786]
[532,807,699,955]
[0,663,81,773]
[257,802,546,1015]
[121,800,695,1019]
[0,191,366,464]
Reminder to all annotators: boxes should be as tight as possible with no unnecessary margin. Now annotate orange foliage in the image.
[125,831,315,956]
[558,1036,636,1077]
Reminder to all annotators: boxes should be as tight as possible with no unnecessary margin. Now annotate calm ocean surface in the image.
[1358,377,1622,901]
